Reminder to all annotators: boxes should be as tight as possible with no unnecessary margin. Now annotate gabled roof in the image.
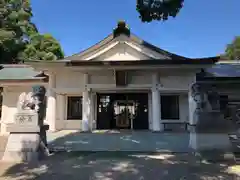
[64,21,219,62]
[25,21,219,69]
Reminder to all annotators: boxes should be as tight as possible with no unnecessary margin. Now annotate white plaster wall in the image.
[89,70,152,85]
[160,75,195,90]
[89,70,115,84]
[55,70,196,92]
[128,71,152,84]
[56,71,84,88]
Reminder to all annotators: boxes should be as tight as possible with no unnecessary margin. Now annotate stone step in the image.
[0,135,8,160]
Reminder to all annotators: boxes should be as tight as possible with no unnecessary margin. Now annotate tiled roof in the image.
[0,64,41,80]
[206,64,240,77]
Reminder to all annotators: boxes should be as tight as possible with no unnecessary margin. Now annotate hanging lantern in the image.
[136,0,184,22]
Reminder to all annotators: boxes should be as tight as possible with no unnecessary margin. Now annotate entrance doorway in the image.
[97,93,149,130]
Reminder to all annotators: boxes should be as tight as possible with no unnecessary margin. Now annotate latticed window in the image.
[67,96,82,120]
[161,95,179,120]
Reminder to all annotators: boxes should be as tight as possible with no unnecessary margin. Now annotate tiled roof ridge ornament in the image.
[113,20,130,38]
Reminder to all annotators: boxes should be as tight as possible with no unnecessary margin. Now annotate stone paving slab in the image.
[0,152,238,180]
[47,131,191,152]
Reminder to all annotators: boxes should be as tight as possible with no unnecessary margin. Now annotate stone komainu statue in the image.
[206,86,221,111]
[191,83,227,132]
[32,86,47,127]
[17,92,36,111]
[17,86,48,150]
[191,83,220,112]
[191,83,207,111]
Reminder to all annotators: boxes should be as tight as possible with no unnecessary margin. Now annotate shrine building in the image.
[0,21,239,135]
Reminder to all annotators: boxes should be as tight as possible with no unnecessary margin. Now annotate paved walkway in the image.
[47,131,191,152]
[0,152,238,180]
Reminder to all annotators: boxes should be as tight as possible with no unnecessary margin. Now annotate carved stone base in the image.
[190,133,231,150]
[194,111,230,133]
[189,133,235,162]
[6,124,40,133]
[1,133,40,163]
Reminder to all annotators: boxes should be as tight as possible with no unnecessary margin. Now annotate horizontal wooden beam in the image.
[0,80,47,86]
[53,84,188,93]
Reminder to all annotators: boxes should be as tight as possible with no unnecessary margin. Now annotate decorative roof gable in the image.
[65,21,188,61]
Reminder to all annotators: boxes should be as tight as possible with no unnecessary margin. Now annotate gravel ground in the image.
[0,152,239,180]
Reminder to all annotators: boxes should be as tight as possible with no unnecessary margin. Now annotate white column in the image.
[148,92,153,130]
[151,73,163,131]
[90,92,96,131]
[152,89,161,131]
[46,73,57,131]
[57,94,65,130]
[82,91,90,131]
[0,88,8,135]
[82,73,90,131]
[188,87,197,126]
[188,82,197,149]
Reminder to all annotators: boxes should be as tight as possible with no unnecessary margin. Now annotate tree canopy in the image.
[0,0,64,64]
[224,36,240,60]
[136,0,184,22]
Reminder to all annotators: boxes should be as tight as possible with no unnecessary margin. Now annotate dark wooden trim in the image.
[199,76,240,82]
[0,78,48,83]
[66,59,217,67]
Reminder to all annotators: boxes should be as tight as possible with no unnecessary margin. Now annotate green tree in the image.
[0,0,63,63]
[136,0,184,22]
[224,36,240,60]
[20,33,64,61]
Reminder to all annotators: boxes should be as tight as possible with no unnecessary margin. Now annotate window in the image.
[115,70,127,86]
[67,96,82,120]
[161,95,179,120]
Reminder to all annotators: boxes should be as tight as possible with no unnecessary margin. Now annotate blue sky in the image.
[31,0,239,58]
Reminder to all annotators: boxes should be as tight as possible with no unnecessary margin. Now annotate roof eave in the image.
[0,78,48,86]
[66,59,217,67]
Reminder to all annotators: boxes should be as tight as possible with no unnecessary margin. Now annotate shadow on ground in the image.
[0,131,239,180]
[0,152,239,180]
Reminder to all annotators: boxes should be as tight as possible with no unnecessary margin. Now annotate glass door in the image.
[114,100,135,129]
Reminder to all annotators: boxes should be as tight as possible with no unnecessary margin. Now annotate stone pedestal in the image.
[2,134,40,162]
[190,133,232,151]
[189,111,234,162]
[1,111,42,163]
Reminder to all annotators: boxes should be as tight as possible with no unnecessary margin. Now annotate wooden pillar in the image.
[46,73,56,131]
[82,73,90,131]
[0,88,8,135]
[151,72,163,131]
